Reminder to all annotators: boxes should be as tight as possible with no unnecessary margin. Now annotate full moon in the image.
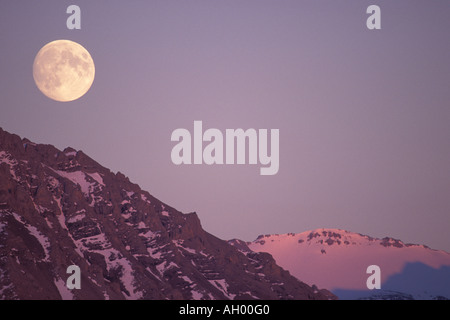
[33,40,95,102]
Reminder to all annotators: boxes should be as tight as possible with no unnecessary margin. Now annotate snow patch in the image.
[140,194,150,204]
[181,275,194,285]
[147,247,162,259]
[208,279,235,299]
[161,211,170,217]
[145,267,161,281]
[53,197,68,232]
[125,191,134,198]
[54,277,74,300]
[34,204,50,215]
[140,229,160,241]
[49,168,104,196]
[65,151,77,157]
[191,290,205,300]
[84,241,143,299]
[137,221,146,229]
[86,172,105,186]
[173,239,197,254]
[12,213,51,262]
[46,175,60,189]
[50,169,92,195]
[241,291,259,299]
[156,261,179,277]
[67,213,86,224]
[0,151,19,181]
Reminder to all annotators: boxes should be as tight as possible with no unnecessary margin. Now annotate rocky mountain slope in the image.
[242,228,450,300]
[0,127,334,300]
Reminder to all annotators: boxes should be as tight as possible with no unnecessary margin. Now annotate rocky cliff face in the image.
[0,128,334,300]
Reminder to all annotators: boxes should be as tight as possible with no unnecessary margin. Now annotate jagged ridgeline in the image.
[0,128,335,300]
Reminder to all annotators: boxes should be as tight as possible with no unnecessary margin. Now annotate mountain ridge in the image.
[251,227,448,252]
[0,127,334,300]
[241,228,450,300]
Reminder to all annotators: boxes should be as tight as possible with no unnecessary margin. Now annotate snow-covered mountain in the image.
[0,128,334,300]
[240,229,450,300]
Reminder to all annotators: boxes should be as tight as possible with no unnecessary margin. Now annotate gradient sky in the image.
[1,1,449,251]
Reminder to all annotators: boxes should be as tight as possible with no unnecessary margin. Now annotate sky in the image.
[1,1,449,251]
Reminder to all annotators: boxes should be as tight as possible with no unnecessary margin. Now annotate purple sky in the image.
[1,1,449,251]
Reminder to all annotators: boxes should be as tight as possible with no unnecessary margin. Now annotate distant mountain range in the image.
[235,229,450,300]
[0,127,333,300]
